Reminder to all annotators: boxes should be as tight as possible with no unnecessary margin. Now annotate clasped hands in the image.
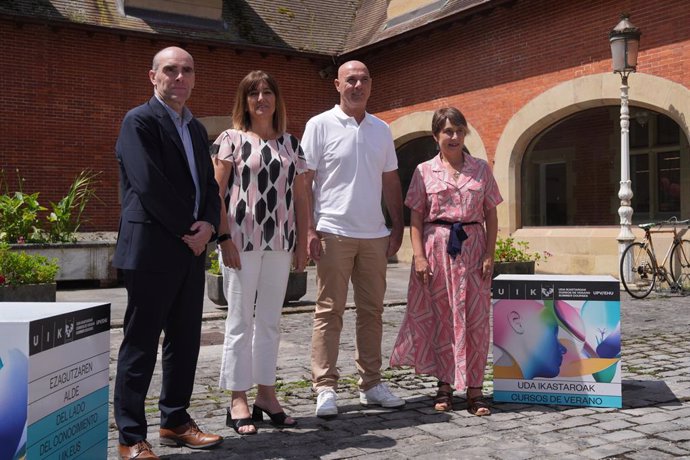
[182,221,215,256]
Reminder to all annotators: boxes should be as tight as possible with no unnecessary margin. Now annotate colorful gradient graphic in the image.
[494,299,621,381]
[0,348,28,460]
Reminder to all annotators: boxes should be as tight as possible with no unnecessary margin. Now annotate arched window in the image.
[629,110,683,220]
[521,107,687,226]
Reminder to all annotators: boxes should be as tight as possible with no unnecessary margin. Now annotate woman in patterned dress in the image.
[212,71,308,434]
[390,107,502,415]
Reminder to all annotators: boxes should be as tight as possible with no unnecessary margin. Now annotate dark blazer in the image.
[113,96,220,271]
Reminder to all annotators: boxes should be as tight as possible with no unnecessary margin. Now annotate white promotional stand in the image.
[0,302,110,460]
[492,275,621,408]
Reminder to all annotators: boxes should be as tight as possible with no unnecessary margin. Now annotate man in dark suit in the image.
[113,46,223,460]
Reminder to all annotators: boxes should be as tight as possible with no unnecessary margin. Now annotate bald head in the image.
[337,60,369,80]
[335,60,371,121]
[152,46,194,71]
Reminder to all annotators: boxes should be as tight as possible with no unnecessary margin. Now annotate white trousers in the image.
[219,250,292,390]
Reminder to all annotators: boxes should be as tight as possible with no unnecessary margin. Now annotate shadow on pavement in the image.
[622,379,684,407]
[163,400,452,459]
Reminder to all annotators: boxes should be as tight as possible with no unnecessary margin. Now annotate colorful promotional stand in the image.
[492,275,621,408]
[0,302,110,460]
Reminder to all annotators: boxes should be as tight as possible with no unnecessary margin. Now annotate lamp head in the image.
[609,14,641,75]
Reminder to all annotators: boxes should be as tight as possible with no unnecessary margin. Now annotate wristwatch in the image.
[216,233,231,243]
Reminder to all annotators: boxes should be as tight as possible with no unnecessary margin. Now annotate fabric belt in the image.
[430,220,480,259]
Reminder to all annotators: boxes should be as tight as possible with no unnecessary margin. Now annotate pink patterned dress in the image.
[390,153,503,390]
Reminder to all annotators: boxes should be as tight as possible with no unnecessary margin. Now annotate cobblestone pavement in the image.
[94,266,690,459]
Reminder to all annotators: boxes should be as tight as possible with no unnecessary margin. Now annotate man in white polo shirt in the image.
[301,60,405,417]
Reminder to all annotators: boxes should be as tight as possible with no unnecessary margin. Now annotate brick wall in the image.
[364,0,690,161]
[0,21,334,230]
[2,0,689,232]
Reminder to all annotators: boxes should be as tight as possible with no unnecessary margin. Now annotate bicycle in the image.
[620,217,690,299]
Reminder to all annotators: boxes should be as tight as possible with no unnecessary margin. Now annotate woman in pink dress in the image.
[390,107,502,416]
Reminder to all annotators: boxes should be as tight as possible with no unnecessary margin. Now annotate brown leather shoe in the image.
[159,419,223,449]
[118,440,159,459]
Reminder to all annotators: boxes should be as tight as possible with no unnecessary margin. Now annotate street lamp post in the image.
[609,14,641,279]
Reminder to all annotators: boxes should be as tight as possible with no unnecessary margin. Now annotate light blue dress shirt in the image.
[155,94,201,218]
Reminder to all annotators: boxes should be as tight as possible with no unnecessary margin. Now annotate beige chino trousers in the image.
[311,232,389,391]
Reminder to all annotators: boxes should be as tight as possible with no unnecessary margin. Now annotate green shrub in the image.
[45,170,100,242]
[0,170,46,243]
[494,236,550,264]
[0,169,100,244]
[208,250,221,275]
[0,243,59,286]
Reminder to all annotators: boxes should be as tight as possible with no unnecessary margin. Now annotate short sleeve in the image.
[404,166,427,215]
[288,134,307,174]
[301,118,319,170]
[481,163,503,211]
[213,130,238,163]
[382,129,398,173]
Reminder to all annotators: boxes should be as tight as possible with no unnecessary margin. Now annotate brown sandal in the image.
[466,387,490,416]
[434,382,454,412]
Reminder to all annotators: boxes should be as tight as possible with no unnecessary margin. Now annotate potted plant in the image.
[206,249,227,307]
[0,243,60,301]
[0,169,117,286]
[493,235,549,277]
[205,249,308,306]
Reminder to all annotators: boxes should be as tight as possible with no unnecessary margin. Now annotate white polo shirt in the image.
[302,105,398,238]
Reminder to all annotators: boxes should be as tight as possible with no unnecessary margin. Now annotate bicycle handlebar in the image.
[638,218,690,230]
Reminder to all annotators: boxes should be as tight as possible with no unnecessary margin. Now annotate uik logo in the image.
[541,284,554,298]
[65,321,74,340]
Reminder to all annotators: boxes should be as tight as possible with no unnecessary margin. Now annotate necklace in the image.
[441,157,463,179]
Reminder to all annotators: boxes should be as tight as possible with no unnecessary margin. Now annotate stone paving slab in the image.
[101,296,690,459]
[51,264,690,458]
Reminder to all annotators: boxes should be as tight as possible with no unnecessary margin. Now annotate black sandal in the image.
[226,408,257,435]
[434,381,454,412]
[466,387,491,416]
[252,404,298,427]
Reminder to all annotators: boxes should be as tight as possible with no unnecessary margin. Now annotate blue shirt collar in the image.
[154,93,193,125]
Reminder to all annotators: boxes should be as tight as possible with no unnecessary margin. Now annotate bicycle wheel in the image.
[670,239,690,292]
[620,242,656,299]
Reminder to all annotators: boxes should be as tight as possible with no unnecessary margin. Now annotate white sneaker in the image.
[315,388,338,417]
[360,383,406,408]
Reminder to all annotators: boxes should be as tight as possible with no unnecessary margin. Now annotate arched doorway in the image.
[395,136,436,225]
